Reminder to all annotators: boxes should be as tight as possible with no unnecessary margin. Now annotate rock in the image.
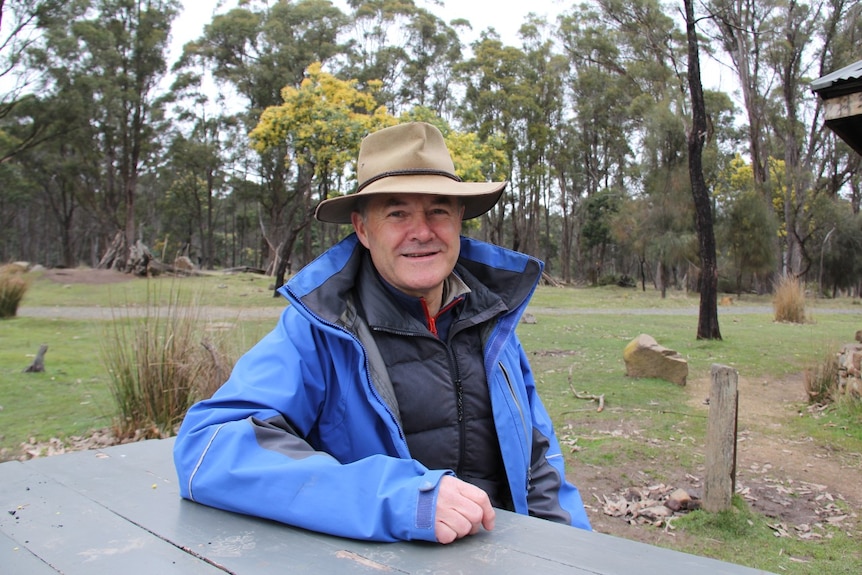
[623,334,688,386]
[837,343,862,398]
[638,505,673,521]
[665,488,699,511]
[521,312,537,324]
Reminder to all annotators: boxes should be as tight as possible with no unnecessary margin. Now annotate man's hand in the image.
[434,476,496,544]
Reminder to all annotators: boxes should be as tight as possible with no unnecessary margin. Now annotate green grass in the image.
[669,496,861,575]
[530,283,862,311]
[22,268,285,309]
[1,281,272,457]
[3,273,861,574]
[518,300,861,575]
[0,318,115,453]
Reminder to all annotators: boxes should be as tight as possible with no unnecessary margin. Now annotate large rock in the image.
[837,343,862,398]
[623,334,688,386]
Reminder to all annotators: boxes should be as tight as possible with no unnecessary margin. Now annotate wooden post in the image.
[703,363,738,512]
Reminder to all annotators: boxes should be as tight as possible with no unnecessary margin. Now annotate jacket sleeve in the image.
[172,307,448,543]
[519,342,593,530]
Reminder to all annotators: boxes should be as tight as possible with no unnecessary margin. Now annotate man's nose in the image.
[408,213,435,241]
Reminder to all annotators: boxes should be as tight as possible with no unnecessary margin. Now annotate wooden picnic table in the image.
[1,438,775,574]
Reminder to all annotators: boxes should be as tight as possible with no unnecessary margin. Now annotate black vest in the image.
[355,254,513,509]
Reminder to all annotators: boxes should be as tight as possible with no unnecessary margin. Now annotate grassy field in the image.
[2,269,861,574]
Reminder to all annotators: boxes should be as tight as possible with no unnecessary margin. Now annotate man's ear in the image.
[351,211,371,249]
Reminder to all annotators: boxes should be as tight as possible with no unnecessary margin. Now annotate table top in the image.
[0,438,775,574]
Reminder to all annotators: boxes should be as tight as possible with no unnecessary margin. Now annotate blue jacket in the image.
[173,234,591,542]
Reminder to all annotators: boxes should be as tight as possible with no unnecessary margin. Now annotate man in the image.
[173,122,591,544]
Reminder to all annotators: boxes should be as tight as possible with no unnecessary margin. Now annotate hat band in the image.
[357,169,463,193]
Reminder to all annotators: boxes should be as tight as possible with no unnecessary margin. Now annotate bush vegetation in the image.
[804,345,862,427]
[0,264,30,318]
[804,349,840,405]
[101,283,234,440]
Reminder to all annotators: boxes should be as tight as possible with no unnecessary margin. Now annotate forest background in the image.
[1,0,861,297]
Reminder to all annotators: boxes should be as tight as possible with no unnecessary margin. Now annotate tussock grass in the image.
[773,275,807,323]
[101,282,234,439]
[804,348,839,404]
[0,266,30,318]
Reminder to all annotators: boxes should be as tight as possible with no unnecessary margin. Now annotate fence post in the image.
[703,363,739,512]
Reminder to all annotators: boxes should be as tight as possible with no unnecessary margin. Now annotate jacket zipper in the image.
[500,361,531,486]
[372,324,466,476]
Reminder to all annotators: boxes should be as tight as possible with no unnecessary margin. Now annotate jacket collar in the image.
[282,233,542,328]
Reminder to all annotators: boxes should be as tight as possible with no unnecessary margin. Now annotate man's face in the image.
[352,193,464,304]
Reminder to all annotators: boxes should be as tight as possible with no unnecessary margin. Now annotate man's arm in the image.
[173,308,451,543]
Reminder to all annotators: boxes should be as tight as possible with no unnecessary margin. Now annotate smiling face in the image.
[351,193,464,314]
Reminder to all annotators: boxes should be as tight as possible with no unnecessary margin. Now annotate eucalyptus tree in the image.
[558,0,695,288]
[764,0,862,278]
[685,0,721,339]
[706,0,776,193]
[339,0,412,109]
[512,15,568,265]
[176,0,349,274]
[396,5,464,117]
[455,19,568,263]
[340,0,464,116]
[809,4,862,218]
[154,115,228,269]
[556,6,633,282]
[708,0,861,279]
[766,1,820,277]
[21,0,179,270]
[0,0,64,163]
[456,33,527,250]
[249,63,388,291]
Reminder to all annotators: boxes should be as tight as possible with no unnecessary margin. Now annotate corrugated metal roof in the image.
[811,59,862,92]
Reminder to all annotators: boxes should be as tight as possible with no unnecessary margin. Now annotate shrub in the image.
[804,350,839,404]
[772,275,806,323]
[0,267,30,319]
[101,282,233,439]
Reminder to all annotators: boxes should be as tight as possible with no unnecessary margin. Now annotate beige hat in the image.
[314,122,507,224]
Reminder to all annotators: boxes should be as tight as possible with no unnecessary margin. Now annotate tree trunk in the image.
[685,0,722,340]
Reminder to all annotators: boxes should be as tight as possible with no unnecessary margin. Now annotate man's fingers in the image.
[434,476,495,543]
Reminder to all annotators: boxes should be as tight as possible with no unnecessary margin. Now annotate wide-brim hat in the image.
[314,122,507,224]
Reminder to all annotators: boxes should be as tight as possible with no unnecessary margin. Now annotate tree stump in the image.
[24,344,48,373]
